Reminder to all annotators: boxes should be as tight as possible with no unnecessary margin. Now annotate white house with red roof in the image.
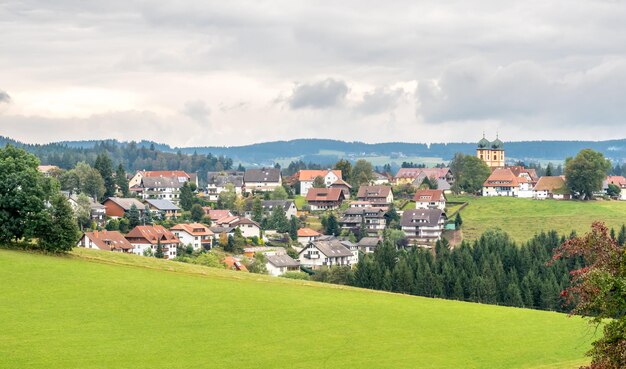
[77,230,133,253]
[413,189,447,210]
[125,225,181,259]
[297,227,322,245]
[482,168,521,197]
[605,176,626,200]
[171,223,214,251]
[294,169,342,196]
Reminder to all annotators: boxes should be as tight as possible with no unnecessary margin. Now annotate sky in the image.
[2,0,626,147]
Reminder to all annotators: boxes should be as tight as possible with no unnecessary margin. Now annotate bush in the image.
[280,272,309,280]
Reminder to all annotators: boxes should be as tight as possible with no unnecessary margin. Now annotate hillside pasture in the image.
[0,248,596,369]
[450,195,626,243]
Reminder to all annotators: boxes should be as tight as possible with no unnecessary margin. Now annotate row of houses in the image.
[481,168,571,200]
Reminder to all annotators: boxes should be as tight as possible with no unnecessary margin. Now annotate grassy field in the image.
[0,248,596,369]
[450,195,626,242]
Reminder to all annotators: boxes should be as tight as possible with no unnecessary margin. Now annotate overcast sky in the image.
[2,0,626,147]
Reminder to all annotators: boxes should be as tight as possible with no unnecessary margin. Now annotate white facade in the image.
[300,171,340,196]
[238,223,261,238]
[415,200,446,210]
[298,243,354,269]
[172,231,212,251]
[482,186,519,197]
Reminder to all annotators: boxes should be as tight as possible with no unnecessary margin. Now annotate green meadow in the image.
[0,248,596,369]
[450,195,626,243]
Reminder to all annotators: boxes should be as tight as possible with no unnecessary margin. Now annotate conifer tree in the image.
[289,216,298,241]
[128,204,141,228]
[179,182,194,211]
[155,239,164,258]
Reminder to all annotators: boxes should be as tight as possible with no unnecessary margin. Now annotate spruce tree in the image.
[252,197,264,224]
[128,204,141,228]
[325,213,339,236]
[358,215,367,241]
[454,213,463,229]
[155,239,164,258]
[94,153,115,197]
[270,204,289,233]
[289,216,298,241]
[115,163,129,197]
[618,224,626,246]
[179,182,194,211]
[38,194,80,252]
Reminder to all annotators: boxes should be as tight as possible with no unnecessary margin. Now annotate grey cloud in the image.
[182,100,211,124]
[417,58,626,125]
[288,79,348,109]
[0,90,11,103]
[356,87,404,115]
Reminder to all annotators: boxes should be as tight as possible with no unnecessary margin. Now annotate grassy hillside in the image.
[0,248,596,369]
[451,195,626,242]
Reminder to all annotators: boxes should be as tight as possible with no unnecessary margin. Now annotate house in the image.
[533,176,571,200]
[171,223,214,251]
[102,197,146,218]
[340,239,360,265]
[293,169,342,196]
[77,230,133,252]
[129,170,196,189]
[204,209,233,222]
[265,254,300,276]
[328,179,352,199]
[215,216,261,238]
[132,176,184,205]
[37,165,60,177]
[67,194,107,226]
[395,168,454,188]
[400,209,447,244]
[339,207,386,236]
[509,166,539,182]
[125,225,181,259]
[297,227,322,245]
[482,168,520,197]
[209,226,236,239]
[605,176,626,200]
[358,237,381,254]
[224,256,248,272]
[305,188,345,210]
[244,168,282,192]
[371,172,391,185]
[298,239,355,269]
[206,171,244,201]
[243,200,297,220]
[144,199,180,219]
[243,246,284,258]
[356,185,393,206]
[413,189,446,210]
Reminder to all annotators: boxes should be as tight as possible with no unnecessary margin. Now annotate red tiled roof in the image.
[607,176,626,187]
[484,168,519,187]
[82,230,133,251]
[223,256,248,272]
[413,189,446,202]
[297,170,342,181]
[143,170,191,178]
[125,225,180,245]
[297,227,321,237]
[305,188,344,202]
[329,178,352,188]
[171,223,214,236]
[204,209,232,221]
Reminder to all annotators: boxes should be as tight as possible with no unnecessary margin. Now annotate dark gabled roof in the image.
[244,168,281,183]
[303,240,353,258]
[357,185,392,199]
[342,207,385,217]
[245,199,295,212]
[209,226,235,234]
[145,199,180,211]
[358,237,381,247]
[141,176,184,189]
[266,254,300,268]
[400,209,446,228]
[208,172,244,187]
[103,197,146,211]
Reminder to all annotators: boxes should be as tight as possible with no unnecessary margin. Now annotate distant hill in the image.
[48,137,626,166]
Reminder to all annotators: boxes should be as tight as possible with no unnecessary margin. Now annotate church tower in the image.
[476,134,505,168]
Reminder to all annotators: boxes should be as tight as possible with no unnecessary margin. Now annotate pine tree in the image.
[325,213,339,236]
[115,163,129,197]
[289,216,298,241]
[179,182,194,211]
[252,197,264,224]
[128,204,141,228]
[270,204,290,233]
[358,215,367,241]
[618,224,626,246]
[191,204,204,222]
[94,153,115,197]
[155,239,164,258]
[454,213,463,230]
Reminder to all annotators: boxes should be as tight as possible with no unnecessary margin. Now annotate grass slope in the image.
[0,249,596,369]
[451,195,626,243]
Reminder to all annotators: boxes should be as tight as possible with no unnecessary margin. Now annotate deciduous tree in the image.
[564,149,611,200]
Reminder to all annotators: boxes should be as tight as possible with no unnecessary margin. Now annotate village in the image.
[37,135,625,277]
